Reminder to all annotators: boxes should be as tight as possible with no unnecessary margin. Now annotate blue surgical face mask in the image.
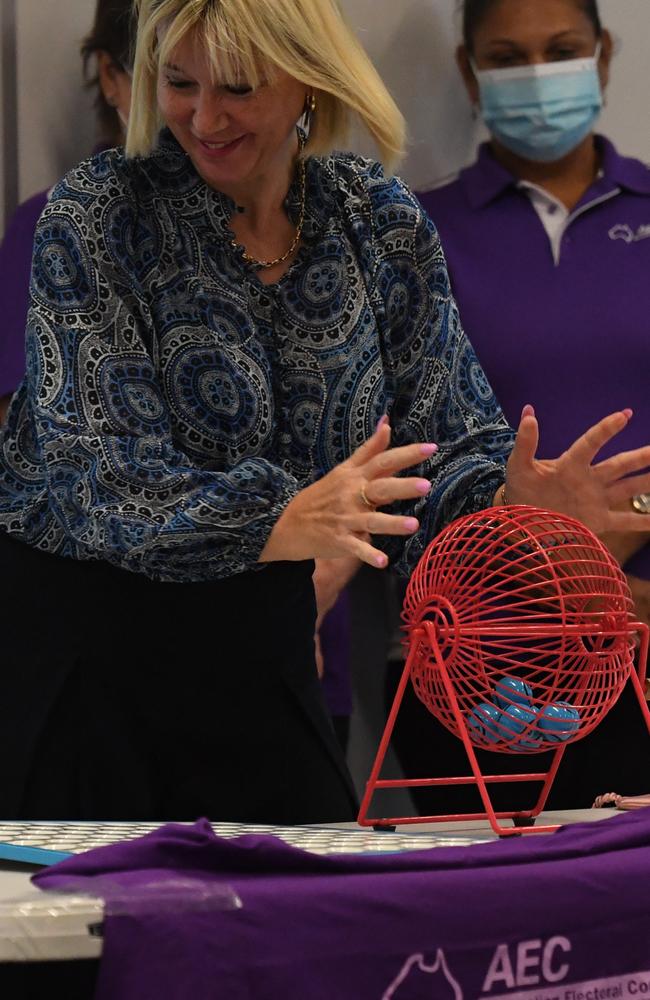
[473,46,603,162]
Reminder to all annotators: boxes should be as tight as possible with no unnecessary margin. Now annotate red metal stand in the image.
[358,506,650,837]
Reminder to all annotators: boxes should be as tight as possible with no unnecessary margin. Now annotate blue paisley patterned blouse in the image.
[0,130,513,583]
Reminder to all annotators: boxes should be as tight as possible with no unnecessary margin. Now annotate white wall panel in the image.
[0,0,18,235]
[15,0,95,205]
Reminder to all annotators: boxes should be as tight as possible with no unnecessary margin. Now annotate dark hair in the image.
[81,0,136,144]
[461,0,602,53]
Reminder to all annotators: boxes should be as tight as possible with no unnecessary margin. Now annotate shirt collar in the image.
[461,136,650,209]
[596,135,650,195]
[460,143,516,209]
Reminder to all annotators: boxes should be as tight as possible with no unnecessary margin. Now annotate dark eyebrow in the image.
[547,30,591,42]
[486,29,590,48]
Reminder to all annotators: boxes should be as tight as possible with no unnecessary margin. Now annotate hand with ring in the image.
[259,417,436,569]
[359,484,376,511]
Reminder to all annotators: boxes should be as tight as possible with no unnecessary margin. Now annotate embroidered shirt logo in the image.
[608,223,650,244]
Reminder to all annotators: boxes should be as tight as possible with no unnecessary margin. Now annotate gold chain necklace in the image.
[233,156,306,271]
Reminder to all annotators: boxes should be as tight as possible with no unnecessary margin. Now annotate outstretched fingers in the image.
[507,404,539,469]
[607,471,650,507]
[564,410,633,467]
[343,513,420,569]
[348,416,391,467]
[593,444,650,485]
[363,441,438,481]
[346,510,420,537]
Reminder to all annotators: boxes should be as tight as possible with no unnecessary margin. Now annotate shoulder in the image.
[44,140,196,225]
[416,171,464,218]
[314,151,433,241]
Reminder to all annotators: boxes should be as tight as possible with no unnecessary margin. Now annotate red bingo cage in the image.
[358,505,650,836]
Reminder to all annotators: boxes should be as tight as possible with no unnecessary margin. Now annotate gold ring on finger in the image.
[359,484,376,510]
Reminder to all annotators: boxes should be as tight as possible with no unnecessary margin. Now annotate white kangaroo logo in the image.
[382,948,464,1000]
[609,223,650,244]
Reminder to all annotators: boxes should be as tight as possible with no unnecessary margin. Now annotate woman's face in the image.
[157,30,307,196]
[460,0,610,101]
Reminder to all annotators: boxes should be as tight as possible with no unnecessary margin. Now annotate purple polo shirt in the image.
[320,589,353,718]
[0,188,49,397]
[418,137,650,579]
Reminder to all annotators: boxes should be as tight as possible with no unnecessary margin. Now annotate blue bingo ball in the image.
[467,702,502,745]
[539,701,580,742]
[494,676,534,711]
[497,704,540,749]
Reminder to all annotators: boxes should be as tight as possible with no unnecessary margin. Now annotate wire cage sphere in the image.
[402,505,637,754]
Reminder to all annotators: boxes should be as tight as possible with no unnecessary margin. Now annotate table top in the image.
[0,810,616,963]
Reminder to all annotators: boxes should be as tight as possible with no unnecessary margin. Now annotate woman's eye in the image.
[488,54,522,68]
[166,77,193,89]
[549,48,578,61]
[223,85,254,96]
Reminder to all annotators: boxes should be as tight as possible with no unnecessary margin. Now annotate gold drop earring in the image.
[303,92,317,131]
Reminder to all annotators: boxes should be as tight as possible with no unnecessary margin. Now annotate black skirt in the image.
[0,531,357,824]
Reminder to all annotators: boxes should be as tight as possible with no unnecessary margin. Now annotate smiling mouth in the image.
[198,136,246,151]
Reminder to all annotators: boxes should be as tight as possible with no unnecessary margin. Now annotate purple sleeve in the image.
[0,190,49,396]
[320,590,353,717]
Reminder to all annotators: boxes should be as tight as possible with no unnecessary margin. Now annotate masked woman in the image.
[389,0,650,812]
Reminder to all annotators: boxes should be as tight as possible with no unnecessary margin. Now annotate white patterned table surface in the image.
[0,811,614,962]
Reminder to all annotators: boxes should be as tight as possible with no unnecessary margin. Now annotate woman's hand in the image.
[312,556,359,627]
[259,419,435,568]
[505,405,650,535]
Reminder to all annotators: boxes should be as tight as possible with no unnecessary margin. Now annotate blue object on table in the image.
[494,676,534,710]
[539,701,581,742]
[497,703,540,749]
[467,702,502,744]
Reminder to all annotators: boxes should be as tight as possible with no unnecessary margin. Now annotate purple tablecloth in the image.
[34,812,650,1000]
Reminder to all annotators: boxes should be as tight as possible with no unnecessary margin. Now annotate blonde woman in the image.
[1,0,649,823]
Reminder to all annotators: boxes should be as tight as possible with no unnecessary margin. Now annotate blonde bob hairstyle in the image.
[127,0,406,171]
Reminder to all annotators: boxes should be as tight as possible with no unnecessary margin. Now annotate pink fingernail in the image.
[420,443,438,457]
[374,554,388,568]
[623,408,633,419]
[416,479,431,495]
[375,414,389,432]
[404,518,419,532]
[521,404,535,419]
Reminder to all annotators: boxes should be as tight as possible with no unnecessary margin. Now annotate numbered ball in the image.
[494,676,534,711]
[539,701,580,743]
[497,704,540,750]
[467,702,502,745]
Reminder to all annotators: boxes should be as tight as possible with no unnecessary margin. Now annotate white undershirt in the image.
[517,172,611,266]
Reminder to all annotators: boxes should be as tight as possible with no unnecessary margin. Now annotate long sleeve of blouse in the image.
[0,138,513,582]
[368,173,515,576]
